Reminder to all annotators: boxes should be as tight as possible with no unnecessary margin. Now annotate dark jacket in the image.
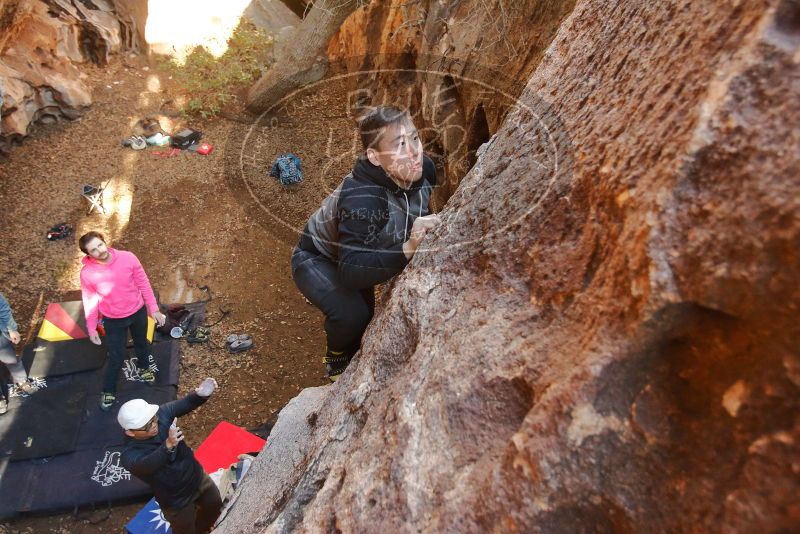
[120,392,208,509]
[301,154,436,290]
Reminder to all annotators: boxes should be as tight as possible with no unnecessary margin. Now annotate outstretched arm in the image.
[159,378,217,419]
[122,443,173,475]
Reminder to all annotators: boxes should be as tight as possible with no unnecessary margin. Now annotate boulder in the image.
[325,0,578,207]
[243,0,301,35]
[0,0,146,153]
[216,0,800,532]
[244,0,363,114]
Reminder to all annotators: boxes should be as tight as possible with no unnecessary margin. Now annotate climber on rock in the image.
[292,105,440,381]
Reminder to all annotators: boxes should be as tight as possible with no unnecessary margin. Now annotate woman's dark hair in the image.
[79,231,106,254]
[357,105,411,151]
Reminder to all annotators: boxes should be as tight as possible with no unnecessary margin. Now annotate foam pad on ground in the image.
[194,421,266,473]
[0,444,152,516]
[39,301,89,341]
[38,301,154,343]
[125,497,170,534]
[21,338,107,377]
[0,341,182,518]
[0,383,87,460]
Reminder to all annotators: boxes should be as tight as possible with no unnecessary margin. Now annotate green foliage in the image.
[158,21,273,118]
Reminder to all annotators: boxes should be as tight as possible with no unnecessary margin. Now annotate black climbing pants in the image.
[291,246,375,355]
[102,305,155,394]
[161,472,222,534]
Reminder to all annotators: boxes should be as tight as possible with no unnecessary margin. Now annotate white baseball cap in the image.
[117,399,159,430]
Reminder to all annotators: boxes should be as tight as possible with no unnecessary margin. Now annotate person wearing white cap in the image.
[117,377,221,534]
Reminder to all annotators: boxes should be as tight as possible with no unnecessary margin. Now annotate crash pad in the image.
[0,341,183,518]
[38,300,154,343]
[0,383,87,461]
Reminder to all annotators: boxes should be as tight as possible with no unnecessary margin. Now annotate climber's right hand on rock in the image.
[403,214,441,259]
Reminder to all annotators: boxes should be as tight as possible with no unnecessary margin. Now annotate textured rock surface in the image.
[215,387,328,532]
[0,0,146,153]
[245,0,361,114]
[326,0,577,207]
[243,0,301,39]
[217,0,800,532]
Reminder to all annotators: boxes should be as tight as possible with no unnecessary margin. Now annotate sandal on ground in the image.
[225,333,251,346]
[228,338,253,353]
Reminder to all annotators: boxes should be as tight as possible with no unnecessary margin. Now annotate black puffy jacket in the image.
[120,392,208,509]
[302,154,436,290]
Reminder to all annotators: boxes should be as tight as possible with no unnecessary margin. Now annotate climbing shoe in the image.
[323,350,353,382]
[139,367,156,383]
[229,338,253,353]
[0,399,7,415]
[187,327,211,344]
[100,392,116,411]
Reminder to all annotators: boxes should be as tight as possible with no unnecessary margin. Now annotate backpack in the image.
[171,128,203,149]
[156,304,192,335]
[269,154,303,185]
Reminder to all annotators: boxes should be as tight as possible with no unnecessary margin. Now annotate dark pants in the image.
[102,305,154,394]
[291,247,375,354]
[0,335,27,385]
[161,472,222,534]
[0,365,8,402]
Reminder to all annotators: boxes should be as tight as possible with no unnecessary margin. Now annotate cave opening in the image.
[465,103,491,172]
[79,22,107,65]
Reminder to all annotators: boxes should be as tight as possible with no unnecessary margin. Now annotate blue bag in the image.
[269,153,303,185]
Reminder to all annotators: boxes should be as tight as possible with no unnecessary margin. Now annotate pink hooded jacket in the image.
[80,248,158,333]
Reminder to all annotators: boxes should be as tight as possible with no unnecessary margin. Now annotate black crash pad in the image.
[0,383,87,461]
[22,338,107,377]
[0,340,183,518]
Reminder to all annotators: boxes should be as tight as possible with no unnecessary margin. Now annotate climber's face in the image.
[367,119,423,189]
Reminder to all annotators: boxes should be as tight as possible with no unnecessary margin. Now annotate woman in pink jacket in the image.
[79,231,167,411]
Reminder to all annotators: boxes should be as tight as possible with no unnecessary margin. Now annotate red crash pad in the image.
[193,421,265,473]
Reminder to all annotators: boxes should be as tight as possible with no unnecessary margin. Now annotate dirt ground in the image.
[0,55,354,532]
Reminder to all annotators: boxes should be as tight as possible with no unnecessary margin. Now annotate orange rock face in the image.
[326,0,577,207]
[217,1,799,532]
[0,0,145,153]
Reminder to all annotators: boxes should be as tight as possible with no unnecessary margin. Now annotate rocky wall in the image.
[326,0,577,207]
[0,0,146,153]
[217,0,800,532]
